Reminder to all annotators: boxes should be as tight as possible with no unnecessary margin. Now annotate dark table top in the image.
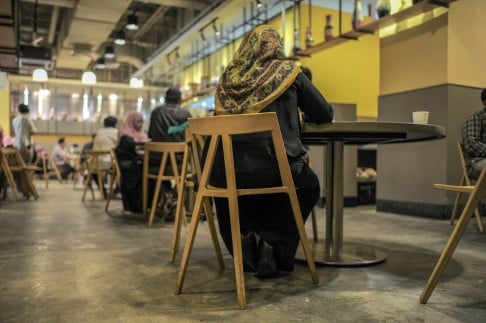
[301,121,446,145]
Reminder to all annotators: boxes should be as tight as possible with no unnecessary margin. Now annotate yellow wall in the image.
[0,73,10,135]
[180,4,380,118]
[380,14,448,95]
[448,0,486,87]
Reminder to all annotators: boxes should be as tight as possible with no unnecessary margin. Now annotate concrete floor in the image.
[1,180,486,322]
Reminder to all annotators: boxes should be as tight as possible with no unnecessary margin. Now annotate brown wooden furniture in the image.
[449,142,484,233]
[105,149,121,212]
[174,112,319,310]
[142,142,191,227]
[420,165,486,304]
[0,147,39,200]
[34,153,63,188]
[82,150,112,201]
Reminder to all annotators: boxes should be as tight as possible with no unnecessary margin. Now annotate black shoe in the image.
[241,232,258,272]
[256,239,277,279]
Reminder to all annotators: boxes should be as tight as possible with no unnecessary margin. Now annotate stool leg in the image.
[169,173,187,262]
[450,176,465,225]
[148,176,163,227]
[474,209,484,233]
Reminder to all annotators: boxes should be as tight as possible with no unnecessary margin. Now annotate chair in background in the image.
[449,142,484,233]
[421,165,486,304]
[0,147,39,200]
[34,153,63,188]
[174,112,319,310]
[142,142,192,227]
[82,150,113,201]
[105,149,121,212]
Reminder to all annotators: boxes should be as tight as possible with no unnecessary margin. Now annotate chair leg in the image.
[204,198,225,270]
[420,189,482,304]
[148,177,163,227]
[82,172,93,202]
[175,193,205,295]
[288,192,319,285]
[105,172,115,212]
[473,209,484,233]
[169,176,187,263]
[226,194,247,310]
[311,208,319,242]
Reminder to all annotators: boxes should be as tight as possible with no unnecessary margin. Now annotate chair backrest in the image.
[187,112,294,192]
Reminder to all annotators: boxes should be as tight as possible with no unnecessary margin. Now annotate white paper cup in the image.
[412,111,429,124]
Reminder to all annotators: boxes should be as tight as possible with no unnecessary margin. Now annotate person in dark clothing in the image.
[147,87,191,218]
[212,25,334,279]
[115,112,150,213]
[148,87,191,143]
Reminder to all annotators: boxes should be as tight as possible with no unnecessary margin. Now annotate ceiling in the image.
[0,0,226,86]
[0,0,364,88]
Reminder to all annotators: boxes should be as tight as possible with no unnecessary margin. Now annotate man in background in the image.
[462,88,486,178]
[12,103,37,163]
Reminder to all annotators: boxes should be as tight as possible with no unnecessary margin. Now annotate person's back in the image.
[93,116,118,169]
[461,88,486,179]
[148,87,191,143]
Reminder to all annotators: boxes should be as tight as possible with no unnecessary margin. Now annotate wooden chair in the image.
[0,147,40,200]
[449,142,484,233]
[105,149,121,211]
[82,150,113,201]
[174,112,319,310]
[142,142,192,227]
[34,153,63,188]
[168,133,219,263]
[420,165,486,304]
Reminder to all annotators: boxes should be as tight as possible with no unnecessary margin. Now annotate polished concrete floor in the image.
[1,179,486,322]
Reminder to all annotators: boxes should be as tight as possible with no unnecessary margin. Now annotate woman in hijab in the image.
[212,25,334,279]
[115,112,149,213]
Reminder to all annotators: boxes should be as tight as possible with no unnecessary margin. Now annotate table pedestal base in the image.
[295,241,386,267]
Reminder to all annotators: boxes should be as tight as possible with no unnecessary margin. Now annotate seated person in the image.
[211,25,333,279]
[462,88,486,179]
[52,137,75,180]
[115,112,150,213]
[92,116,118,196]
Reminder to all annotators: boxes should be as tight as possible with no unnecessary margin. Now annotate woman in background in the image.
[115,112,149,213]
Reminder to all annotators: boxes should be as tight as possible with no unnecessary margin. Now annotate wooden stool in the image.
[174,112,319,309]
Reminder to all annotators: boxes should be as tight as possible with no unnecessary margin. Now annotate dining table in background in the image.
[297,121,446,266]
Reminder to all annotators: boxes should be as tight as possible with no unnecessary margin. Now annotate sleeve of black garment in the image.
[295,73,333,124]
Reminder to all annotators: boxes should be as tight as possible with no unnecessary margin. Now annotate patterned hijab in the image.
[215,24,300,114]
[119,112,149,143]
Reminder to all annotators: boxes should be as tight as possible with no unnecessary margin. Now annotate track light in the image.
[104,45,115,59]
[114,31,126,45]
[126,13,139,31]
[95,57,106,69]
[212,22,220,36]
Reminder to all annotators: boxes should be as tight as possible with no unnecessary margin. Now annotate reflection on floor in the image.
[0,180,485,322]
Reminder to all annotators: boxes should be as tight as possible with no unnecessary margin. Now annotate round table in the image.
[296,121,446,266]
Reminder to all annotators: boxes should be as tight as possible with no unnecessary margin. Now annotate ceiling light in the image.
[95,58,106,69]
[81,71,97,85]
[32,68,48,82]
[104,45,115,59]
[126,14,139,31]
[129,77,144,88]
[256,0,263,8]
[114,31,126,45]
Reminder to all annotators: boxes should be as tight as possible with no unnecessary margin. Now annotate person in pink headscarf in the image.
[115,112,151,213]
